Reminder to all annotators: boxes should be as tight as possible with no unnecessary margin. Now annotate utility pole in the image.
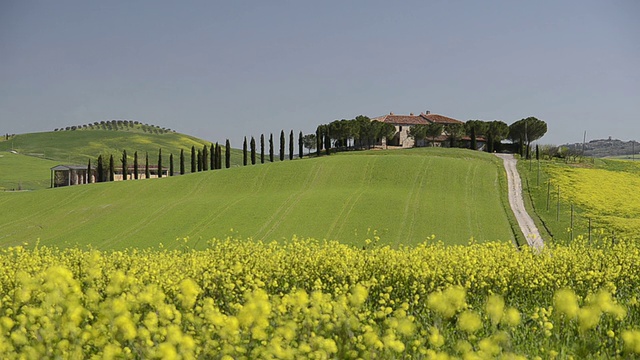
[582,131,587,156]
[633,140,635,161]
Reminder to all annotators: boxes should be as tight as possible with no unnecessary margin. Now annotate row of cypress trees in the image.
[241,130,306,166]
[88,129,314,184]
[89,141,233,183]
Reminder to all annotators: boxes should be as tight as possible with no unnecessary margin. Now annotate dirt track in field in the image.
[495,154,544,250]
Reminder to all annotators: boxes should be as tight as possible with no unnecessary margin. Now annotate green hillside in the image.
[0,148,516,249]
[0,128,244,190]
[0,153,59,191]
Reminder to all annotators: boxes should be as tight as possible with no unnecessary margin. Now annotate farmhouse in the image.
[51,165,168,188]
[372,111,467,148]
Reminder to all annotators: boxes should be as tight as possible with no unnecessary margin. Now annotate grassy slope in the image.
[0,153,59,191]
[0,148,515,250]
[0,129,244,190]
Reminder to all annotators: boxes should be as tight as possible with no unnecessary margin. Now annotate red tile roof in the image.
[373,112,464,126]
[373,114,429,125]
[420,113,463,124]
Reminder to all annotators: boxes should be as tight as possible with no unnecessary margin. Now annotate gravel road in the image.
[495,154,544,250]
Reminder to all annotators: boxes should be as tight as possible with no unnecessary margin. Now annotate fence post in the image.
[556,185,560,221]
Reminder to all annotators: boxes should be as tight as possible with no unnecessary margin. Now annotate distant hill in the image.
[0,126,243,190]
[563,138,639,158]
[0,148,516,249]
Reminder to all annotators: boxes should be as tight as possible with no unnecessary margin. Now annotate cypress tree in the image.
[470,127,477,150]
[109,155,115,181]
[225,139,231,168]
[202,145,208,171]
[536,144,540,161]
[216,142,222,169]
[289,130,294,160]
[316,126,322,156]
[324,132,331,156]
[87,159,92,183]
[280,130,285,161]
[191,146,196,173]
[197,150,202,171]
[96,155,104,182]
[269,133,274,162]
[298,131,303,159]
[169,153,174,176]
[209,144,217,170]
[121,150,128,180]
[158,148,163,178]
[260,134,265,164]
[134,151,139,179]
[250,136,256,165]
[145,152,150,179]
[180,149,185,175]
[243,137,248,166]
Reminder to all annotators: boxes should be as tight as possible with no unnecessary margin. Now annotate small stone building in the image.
[51,165,95,188]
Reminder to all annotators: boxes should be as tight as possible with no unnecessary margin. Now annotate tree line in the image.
[312,116,546,158]
[90,142,230,183]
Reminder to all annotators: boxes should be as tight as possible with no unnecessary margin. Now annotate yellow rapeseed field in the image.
[548,165,640,237]
[1,237,640,359]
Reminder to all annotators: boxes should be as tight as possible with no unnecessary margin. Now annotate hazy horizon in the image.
[2,1,639,147]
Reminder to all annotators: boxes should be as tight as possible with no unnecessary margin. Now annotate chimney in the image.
[390,112,394,115]
[426,110,431,115]
[410,112,414,116]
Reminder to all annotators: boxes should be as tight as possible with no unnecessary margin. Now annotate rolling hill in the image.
[0,127,244,190]
[0,148,517,249]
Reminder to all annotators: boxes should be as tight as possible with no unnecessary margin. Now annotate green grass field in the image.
[0,153,59,191]
[0,148,515,249]
[0,129,244,190]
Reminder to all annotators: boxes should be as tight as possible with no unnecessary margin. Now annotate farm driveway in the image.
[495,154,544,250]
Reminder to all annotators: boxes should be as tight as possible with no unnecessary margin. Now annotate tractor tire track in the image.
[257,162,324,241]
[188,166,272,239]
[324,157,375,240]
[398,157,429,242]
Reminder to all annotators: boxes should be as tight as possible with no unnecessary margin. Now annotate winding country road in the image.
[495,154,544,250]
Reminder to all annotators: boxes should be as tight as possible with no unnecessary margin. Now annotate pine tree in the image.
[269,133,274,162]
[180,149,185,175]
[158,148,163,178]
[87,159,92,183]
[134,151,139,179]
[225,139,231,168]
[191,146,196,173]
[109,155,115,181]
[298,131,303,159]
[97,155,104,182]
[202,145,208,171]
[121,150,128,180]
[289,130,294,160]
[209,144,217,170]
[243,137,248,166]
[260,134,265,164]
[250,136,256,165]
[145,152,150,179]
[197,150,202,171]
[280,130,285,161]
[169,153,174,176]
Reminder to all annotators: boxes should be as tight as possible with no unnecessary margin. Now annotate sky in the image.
[1,0,639,146]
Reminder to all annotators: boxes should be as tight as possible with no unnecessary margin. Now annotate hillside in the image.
[0,148,516,249]
[0,128,244,190]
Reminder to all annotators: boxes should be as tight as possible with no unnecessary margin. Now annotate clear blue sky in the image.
[1,0,638,146]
